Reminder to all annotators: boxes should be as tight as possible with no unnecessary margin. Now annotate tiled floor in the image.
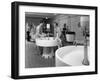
[25,41,55,68]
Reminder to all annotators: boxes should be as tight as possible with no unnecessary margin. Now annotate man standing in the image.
[53,22,62,48]
[35,20,46,39]
[35,19,46,55]
[26,22,31,41]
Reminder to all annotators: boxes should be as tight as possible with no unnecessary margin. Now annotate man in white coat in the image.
[35,20,46,55]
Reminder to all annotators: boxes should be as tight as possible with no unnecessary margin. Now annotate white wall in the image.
[0,0,99,81]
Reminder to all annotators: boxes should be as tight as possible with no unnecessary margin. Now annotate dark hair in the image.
[54,22,58,26]
[40,18,49,23]
[40,18,45,23]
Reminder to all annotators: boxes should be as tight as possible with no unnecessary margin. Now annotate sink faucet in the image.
[82,26,89,65]
[73,34,77,46]
[73,40,77,46]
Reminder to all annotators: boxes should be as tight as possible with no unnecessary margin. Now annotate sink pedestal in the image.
[36,37,57,59]
[42,47,55,59]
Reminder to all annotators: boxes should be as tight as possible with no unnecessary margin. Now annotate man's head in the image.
[40,18,48,23]
[53,22,58,28]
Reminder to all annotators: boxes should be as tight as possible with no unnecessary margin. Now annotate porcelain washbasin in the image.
[55,46,90,66]
[35,37,58,47]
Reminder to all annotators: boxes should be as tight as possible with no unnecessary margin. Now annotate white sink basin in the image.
[55,46,90,66]
[35,37,58,59]
[36,37,58,47]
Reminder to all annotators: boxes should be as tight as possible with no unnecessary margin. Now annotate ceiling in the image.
[25,12,88,19]
[25,12,57,18]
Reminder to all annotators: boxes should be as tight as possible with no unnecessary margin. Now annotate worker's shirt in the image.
[35,24,43,38]
[54,27,61,38]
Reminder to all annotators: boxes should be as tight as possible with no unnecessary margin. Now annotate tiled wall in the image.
[51,15,89,43]
[51,15,70,31]
[25,17,42,26]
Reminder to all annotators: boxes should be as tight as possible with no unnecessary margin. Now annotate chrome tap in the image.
[82,26,89,65]
[73,34,77,46]
[73,41,77,46]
